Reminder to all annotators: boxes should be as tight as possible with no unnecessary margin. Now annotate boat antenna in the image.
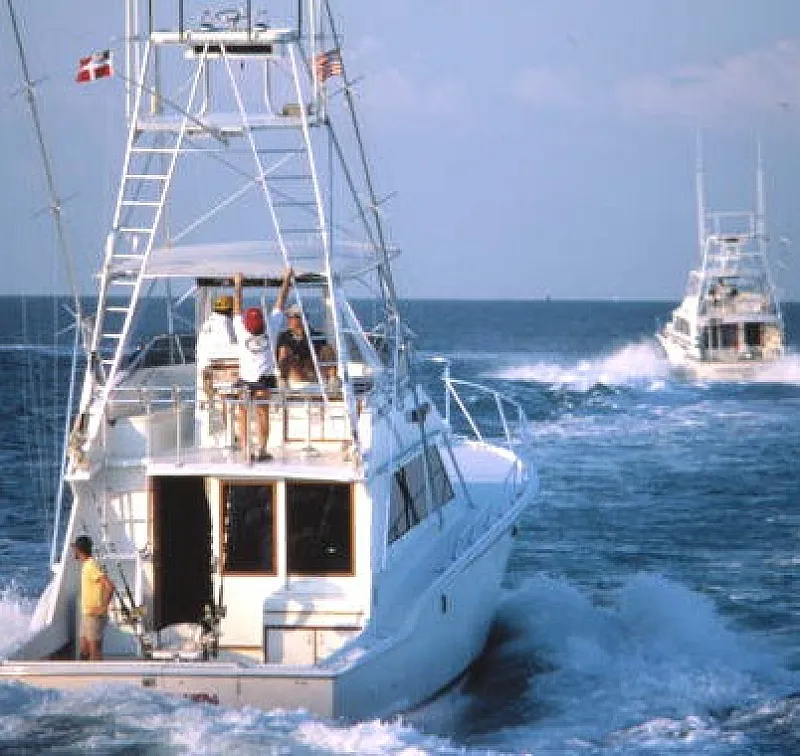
[695,128,707,257]
[6,0,85,341]
[756,138,767,255]
[754,139,783,330]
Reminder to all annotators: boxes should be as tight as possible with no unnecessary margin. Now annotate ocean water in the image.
[0,298,798,755]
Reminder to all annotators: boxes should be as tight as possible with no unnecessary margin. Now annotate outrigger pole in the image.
[322,0,399,326]
[6,0,85,334]
[6,0,87,567]
[695,129,706,258]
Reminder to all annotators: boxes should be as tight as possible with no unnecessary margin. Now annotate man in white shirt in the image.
[197,294,237,366]
[233,269,292,461]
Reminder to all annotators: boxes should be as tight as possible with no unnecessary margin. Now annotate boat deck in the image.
[146,442,359,481]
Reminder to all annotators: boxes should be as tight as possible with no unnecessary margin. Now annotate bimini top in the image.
[107,240,398,281]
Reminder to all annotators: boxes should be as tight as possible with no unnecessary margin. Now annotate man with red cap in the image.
[232,268,293,461]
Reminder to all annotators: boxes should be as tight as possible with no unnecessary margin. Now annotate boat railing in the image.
[701,298,776,317]
[700,344,782,362]
[428,357,531,449]
[81,378,362,469]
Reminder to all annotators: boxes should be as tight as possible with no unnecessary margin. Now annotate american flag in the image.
[76,50,114,83]
[314,49,343,82]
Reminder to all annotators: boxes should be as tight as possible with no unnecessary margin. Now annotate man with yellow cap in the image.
[196,292,240,443]
[198,293,237,361]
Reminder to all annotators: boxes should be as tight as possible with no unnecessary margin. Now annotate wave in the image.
[0,582,36,659]
[410,574,796,753]
[0,574,796,754]
[749,353,800,384]
[490,341,671,391]
[0,681,501,756]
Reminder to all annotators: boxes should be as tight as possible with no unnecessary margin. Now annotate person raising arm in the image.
[232,269,293,461]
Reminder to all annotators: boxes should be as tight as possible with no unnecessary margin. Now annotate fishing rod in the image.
[111,582,135,625]
[116,562,138,617]
[6,0,88,567]
[113,562,153,657]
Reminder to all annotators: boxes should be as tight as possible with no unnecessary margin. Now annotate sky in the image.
[1,1,800,300]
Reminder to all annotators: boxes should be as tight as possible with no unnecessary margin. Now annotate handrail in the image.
[428,357,530,449]
[82,378,358,469]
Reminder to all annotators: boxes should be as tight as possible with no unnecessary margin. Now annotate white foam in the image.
[0,582,35,659]
[295,718,458,755]
[492,341,670,390]
[6,685,481,756]
[749,353,800,384]
[470,574,792,752]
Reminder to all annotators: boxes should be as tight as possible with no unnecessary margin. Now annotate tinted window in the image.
[222,483,275,574]
[286,483,353,575]
[388,446,454,544]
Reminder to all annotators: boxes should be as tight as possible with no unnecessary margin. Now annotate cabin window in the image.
[744,322,762,347]
[286,482,353,575]
[720,324,738,349]
[222,483,276,574]
[388,446,454,544]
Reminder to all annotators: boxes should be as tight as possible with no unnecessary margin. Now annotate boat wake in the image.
[0,576,796,753]
[0,582,35,659]
[746,352,800,384]
[408,574,797,752]
[491,341,670,391]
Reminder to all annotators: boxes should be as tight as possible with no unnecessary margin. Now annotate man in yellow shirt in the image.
[72,535,115,660]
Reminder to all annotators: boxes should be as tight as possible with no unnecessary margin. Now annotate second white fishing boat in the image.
[657,147,785,380]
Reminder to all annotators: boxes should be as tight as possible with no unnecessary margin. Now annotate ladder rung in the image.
[106,306,129,313]
[121,200,162,207]
[118,227,155,234]
[131,147,179,154]
[113,253,147,260]
[127,174,169,180]
[109,279,137,286]
[101,333,124,340]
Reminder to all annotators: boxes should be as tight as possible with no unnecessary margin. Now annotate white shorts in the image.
[81,614,108,643]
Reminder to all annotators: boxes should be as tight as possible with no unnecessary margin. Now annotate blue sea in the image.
[0,298,798,755]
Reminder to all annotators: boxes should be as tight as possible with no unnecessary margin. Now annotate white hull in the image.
[1,481,529,719]
[657,145,786,382]
[657,331,783,382]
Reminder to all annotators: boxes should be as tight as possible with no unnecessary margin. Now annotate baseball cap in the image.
[213,294,233,314]
[244,307,265,334]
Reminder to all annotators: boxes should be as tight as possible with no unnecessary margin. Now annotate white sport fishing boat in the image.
[657,147,785,380]
[1,1,538,719]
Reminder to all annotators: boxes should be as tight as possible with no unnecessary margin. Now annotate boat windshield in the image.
[123,333,196,370]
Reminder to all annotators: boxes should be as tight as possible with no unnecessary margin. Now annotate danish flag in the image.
[76,50,113,83]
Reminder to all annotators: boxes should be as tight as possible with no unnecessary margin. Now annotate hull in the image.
[657,331,782,382]
[0,499,527,720]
